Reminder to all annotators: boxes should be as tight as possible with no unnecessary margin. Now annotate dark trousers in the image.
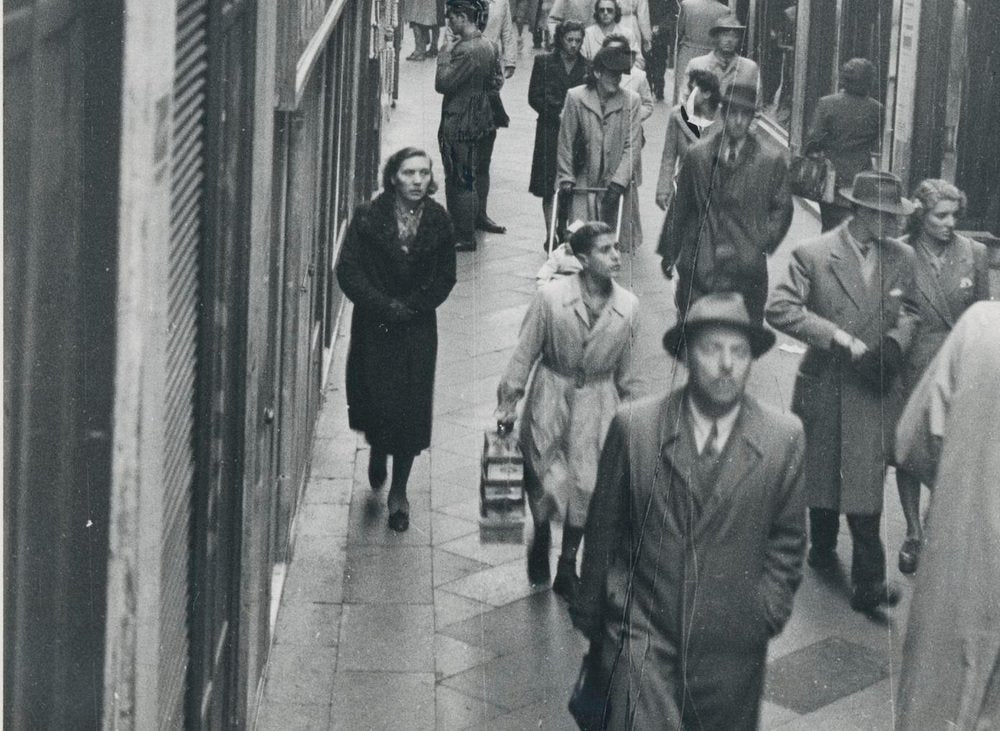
[809,507,886,587]
[819,202,851,232]
[438,131,496,242]
[674,273,768,326]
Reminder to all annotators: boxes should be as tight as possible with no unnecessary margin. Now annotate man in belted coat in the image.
[766,171,920,613]
[673,0,729,102]
[658,82,792,324]
[572,292,807,730]
[436,0,504,250]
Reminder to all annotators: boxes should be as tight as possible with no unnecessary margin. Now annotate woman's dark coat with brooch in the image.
[527,51,588,198]
[336,193,456,455]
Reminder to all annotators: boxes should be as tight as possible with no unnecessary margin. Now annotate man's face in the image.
[722,106,754,140]
[714,29,741,54]
[686,326,753,413]
[595,68,623,95]
[857,206,903,241]
[580,233,621,279]
[446,9,469,33]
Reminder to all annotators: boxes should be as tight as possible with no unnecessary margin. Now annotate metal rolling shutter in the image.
[162,0,208,726]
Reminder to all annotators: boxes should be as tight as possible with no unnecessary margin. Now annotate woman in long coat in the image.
[893,179,990,574]
[556,45,643,253]
[336,148,457,532]
[895,302,1000,730]
[497,222,639,599]
[528,20,587,246]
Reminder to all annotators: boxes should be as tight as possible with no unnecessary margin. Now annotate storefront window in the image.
[752,0,797,132]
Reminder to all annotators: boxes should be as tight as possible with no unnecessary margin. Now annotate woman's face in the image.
[921,199,960,244]
[595,1,617,27]
[392,155,432,203]
[561,30,584,58]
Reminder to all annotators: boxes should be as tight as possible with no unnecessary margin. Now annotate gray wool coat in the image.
[574,391,806,729]
[766,224,920,514]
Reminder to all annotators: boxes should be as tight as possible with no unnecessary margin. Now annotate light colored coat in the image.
[557,85,644,252]
[766,224,920,514]
[682,50,761,106]
[483,0,518,68]
[898,232,990,393]
[580,22,638,61]
[547,0,594,27]
[497,273,640,526]
[674,0,729,99]
[575,391,806,728]
[655,104,718,206]
[895,302,1000,730]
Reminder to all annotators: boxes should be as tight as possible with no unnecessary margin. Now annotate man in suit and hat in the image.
[572,291,806,729]
[436,0,505,250]
[766,170,920,614]
[658,81,792,324]
[681,14,760,106]
[673,0,730,103]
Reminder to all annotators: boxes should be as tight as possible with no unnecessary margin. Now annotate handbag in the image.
[788,154,836,203]
[489,91,510,128]
[568,649,606,730]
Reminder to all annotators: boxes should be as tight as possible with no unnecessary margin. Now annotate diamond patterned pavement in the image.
[256,31,918,731]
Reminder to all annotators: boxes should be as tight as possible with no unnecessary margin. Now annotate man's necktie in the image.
[700,421,720,461]
[727,145,737,164]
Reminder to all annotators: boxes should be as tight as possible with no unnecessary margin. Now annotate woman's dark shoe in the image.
[368,453,388,490]
[552,557,580,602]
[475,216,507,234]
[527,529,552,585]
[850,582,902,613]
[405,51,426,61]
[898,537,922,575]
[388,510,410,532]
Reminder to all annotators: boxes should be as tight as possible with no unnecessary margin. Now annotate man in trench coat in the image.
[766,171,920,613]
[573,292,806,729]
[894,302,1000,730]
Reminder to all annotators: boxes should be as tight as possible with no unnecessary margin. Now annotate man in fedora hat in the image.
[673,0,730,103]
[572,291,806,729]
[658,80,792,324]
[680,14,760,106]
[766,170,920,615]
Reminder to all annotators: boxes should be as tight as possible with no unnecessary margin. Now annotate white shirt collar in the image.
[686,395,741,454]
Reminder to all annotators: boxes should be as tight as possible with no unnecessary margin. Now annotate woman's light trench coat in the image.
[498,273,640,526]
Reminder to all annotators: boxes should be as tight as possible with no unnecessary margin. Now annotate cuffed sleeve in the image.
[766,245,841,349]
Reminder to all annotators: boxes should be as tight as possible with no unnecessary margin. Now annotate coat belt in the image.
[540,360,613,389]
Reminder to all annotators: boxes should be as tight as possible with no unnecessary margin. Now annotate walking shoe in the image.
[898,537,922,575]
[475,216,506,234]
[527,530,551,585]
[850,582,902,613]
[552,557,580,603]
[807,546,837,570]
[405,51,426,61]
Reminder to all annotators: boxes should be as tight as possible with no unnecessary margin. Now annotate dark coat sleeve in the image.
[758,424,806,637]
[573,412,630,641]
[973,240,991,304]
[657,146,696,263]
[764,153,794,255]
[335,205,398,320]
[803,96,831,155]
[401,206,457,312]
[527,56,548,116]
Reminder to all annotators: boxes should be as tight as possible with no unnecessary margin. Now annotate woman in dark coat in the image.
[336,147,457,532]
[528,19,588,247]
[894,179,990,574]
[804,57,884,231]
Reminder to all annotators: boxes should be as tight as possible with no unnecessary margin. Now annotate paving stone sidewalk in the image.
[257,33,916,730]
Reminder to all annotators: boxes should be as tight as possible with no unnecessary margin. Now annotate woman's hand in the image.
[655,192,671,211]
[387,299,417,323]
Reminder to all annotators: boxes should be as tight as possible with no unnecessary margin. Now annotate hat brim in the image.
[839,187,916,216]
[709,24,746,34]
[663,318,776,359]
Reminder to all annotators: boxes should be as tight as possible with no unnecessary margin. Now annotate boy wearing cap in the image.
[766,170,920,614]
[658,81,793,324]
[573,292,806,729]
